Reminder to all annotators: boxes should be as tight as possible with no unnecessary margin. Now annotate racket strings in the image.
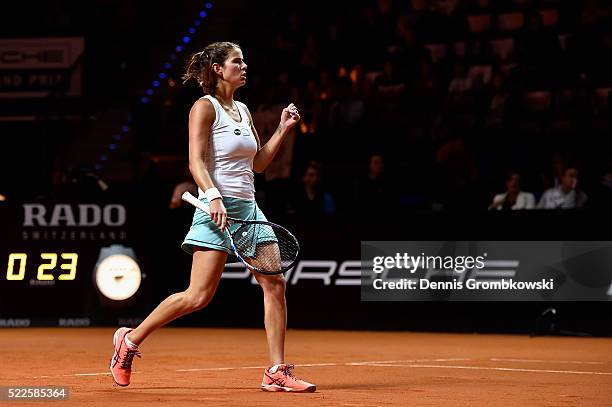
[231,222,299,273]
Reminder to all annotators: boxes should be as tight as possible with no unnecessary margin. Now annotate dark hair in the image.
[505,168,520,181]
[182,41,241,94]
[562,165,579,176]
[303,160,321,175]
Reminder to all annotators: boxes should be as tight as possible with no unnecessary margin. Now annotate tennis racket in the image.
[181,191,300,275]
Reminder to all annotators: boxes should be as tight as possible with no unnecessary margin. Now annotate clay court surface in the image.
[1,328,611,406]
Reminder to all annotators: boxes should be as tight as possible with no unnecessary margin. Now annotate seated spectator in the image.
[409,58,444,125]
[538,166,588,209]
[168,164,197,209]
[363,153,389,198]
[434,134,479,210]
[330,76,365,128]
[448,62,473,94]
[484,70,510,128]
[169,181,197,209]
[489,170,536,210]
[374,56,407,124]
[360,153,401,212]
[374,57,406,96]
[539,151,572,192]
[287,161,336,216]
[447,61,475,112]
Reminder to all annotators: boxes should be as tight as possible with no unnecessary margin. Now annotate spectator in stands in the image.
[540,151,571,191]
[448,61,473,94]
[374,56,406,96]
[489,170,535,210]
[359,152,405,211]
[390,14,430,78]
[330,76,365,128]
[363,154,390,201]
[484,70,510,128]
[168,165,197,209]
[410,57,444,126]
[299,33,319,76]
[538,166,588,209]
[169,180,197,208]
[435,134,479,210]
[287,161,336,216]
[374,56,407,124]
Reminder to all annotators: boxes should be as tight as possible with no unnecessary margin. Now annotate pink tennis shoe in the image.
[110,327,141,387]
[109,329,313,392]
[261,363,316,392]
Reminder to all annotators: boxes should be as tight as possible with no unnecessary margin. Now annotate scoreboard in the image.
[0,201,152,326]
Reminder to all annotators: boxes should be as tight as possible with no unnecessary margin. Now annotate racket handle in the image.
[181,191,211,215]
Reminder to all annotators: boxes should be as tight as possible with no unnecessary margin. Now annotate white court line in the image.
[34,372,123,378]
[365,363,612,376]
[296,363,342,367]
[347,358,471,365]
[31,357,610,379]
[31,359,469,378]
[177,359,470,372]
[490,358,606,365]
[176,366,266,372]
[74,373,113,376]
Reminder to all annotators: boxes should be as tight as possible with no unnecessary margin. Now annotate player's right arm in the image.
[188,98,227,230]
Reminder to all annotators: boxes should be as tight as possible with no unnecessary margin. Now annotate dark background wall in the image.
[0,0,610,335]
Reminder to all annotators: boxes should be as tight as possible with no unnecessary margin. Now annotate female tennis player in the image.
[109,41,316,392]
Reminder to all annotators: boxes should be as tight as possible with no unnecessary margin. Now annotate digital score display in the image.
[5,252,78,282]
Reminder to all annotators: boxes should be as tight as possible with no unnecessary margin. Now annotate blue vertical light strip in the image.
[97,2,213,171]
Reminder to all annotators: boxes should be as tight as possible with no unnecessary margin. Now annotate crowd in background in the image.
[1,0,611,216]
[217,0,612,215]
[352,0,612,214]
[180,0,611,216]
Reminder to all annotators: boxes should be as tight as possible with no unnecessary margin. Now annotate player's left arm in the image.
[242,102,300,173]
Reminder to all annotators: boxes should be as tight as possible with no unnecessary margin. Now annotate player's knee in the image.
[259,275,286,295]
[183,290,213,311]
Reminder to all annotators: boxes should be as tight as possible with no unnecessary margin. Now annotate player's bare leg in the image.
[128,248,227,344]
[252,244,316,392]
[253,271,287,365]
[110,248,227,386]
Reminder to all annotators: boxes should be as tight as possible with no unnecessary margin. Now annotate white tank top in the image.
[197,95,258,200]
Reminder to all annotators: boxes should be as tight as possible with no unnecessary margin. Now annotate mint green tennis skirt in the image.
[181,197,270,256]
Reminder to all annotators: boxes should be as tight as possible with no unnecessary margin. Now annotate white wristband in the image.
[204,187,222,202]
